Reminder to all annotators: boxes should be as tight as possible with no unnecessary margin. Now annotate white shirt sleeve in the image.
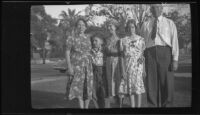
[170,21,179,61]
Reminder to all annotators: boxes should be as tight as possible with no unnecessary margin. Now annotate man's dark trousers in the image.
[144,45,174,107]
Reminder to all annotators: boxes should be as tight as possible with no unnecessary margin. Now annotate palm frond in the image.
[59,10,68,19]
[75,10,82,16]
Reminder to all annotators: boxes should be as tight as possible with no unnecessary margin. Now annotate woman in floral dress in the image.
[119,19,146,108]
[65,18,93,109]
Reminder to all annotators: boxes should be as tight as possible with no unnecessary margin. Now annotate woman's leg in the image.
[136,94,142,108]
[78,97,84,109]
[119,95,124,108]
[130,94,136,108]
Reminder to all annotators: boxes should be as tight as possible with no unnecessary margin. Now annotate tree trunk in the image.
[42,47,46,64]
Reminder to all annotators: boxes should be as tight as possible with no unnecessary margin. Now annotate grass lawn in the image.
[31,54,192,108]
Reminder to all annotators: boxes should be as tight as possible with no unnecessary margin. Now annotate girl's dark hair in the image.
[125,19,138,36]
[90,32,105,49]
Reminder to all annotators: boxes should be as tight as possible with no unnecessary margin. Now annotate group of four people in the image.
[64,4,179,108]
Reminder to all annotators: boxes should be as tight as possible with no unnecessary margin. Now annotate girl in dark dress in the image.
[90,33,108,108]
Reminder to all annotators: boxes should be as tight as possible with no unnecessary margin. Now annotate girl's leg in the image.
[78,97,84,109]
[105,97,111,108]
[84,99,91,109]
[92,99,99,109]
[130,94,136,108]
[115,95,121,108]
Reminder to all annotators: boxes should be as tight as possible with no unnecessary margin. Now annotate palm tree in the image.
[59,9,82,35]
[48,8,83,59]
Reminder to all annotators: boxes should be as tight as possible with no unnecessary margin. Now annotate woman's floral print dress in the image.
[66,34,93,100]
[119,35,146,95]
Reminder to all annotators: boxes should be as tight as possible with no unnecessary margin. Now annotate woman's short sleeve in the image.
[122,37,127,45]
[139,37,146,51]
[66,36,74,50]
[122,36,130,49]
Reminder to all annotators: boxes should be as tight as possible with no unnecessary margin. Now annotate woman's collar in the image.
[92,47,101,52]
[129,34,140,41]
[158,15,163,22]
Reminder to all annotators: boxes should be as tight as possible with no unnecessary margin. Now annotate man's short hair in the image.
[150,4,164,8]
[150,4,163,12]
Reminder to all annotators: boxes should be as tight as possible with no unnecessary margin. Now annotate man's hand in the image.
[172,60,178,71]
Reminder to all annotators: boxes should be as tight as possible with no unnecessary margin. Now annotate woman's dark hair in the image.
[125,19,138,36]
[73,18,88,36]
[75,18,88,28]
[105,20,120,36]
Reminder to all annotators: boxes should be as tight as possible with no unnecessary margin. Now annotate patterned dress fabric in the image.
[90,47,107,101]
[91,47,104,66]
[66,34,93,100]
[119,35,146,95]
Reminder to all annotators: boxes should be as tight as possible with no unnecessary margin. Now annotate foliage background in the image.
[31,4,191,60]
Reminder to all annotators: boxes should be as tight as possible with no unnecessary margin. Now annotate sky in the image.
[44,5,107,26]
[44,4,190,26]
[44,5,88,19]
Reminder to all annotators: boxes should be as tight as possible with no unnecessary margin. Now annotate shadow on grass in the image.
[31,90,97,109]
[174,77,192,107]
[31,90,79,109]
[31,77,191,108]
[175,77,191,92]
[176,63,191,73]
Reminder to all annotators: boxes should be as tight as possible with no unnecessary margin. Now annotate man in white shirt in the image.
[140,4,179,107]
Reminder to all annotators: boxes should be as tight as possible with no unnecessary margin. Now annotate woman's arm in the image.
[107,39,122,54]
[136,37,146,57]
[109,45,119,53]
[66,49,74,75]
[66,50,71,69]
[65,36,74,75]
[136,38,146,64]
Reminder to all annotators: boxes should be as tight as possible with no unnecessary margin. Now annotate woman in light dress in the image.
[119,19,146,108]
[104,19,124,108]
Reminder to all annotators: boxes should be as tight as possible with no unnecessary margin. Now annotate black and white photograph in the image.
[30,3,192,109]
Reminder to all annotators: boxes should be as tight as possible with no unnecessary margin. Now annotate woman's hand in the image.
[119,39,123,51]
[142,70,146,79]
[65,50,74,76]
[67,66,74,76]
[137,56,144,64]
[122,73,126,79]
